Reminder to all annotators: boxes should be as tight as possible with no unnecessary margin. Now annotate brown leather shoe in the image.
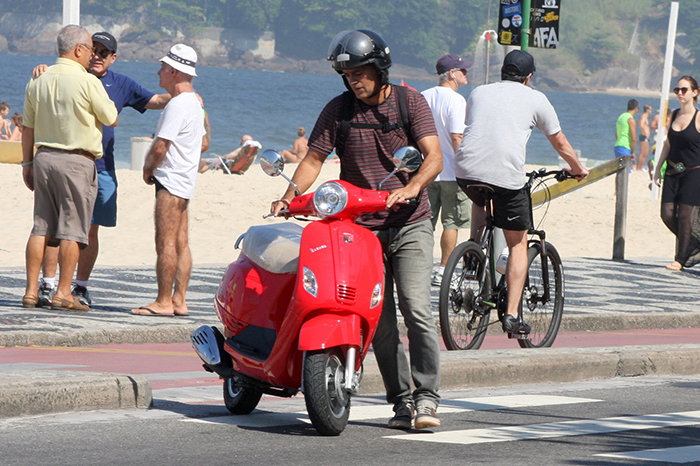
[22,295,38,308]
[51,296,90,312]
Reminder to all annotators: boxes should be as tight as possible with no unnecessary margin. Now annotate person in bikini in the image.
[280,127,308,163]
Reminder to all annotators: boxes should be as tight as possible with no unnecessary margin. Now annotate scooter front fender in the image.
[298,313,361,351]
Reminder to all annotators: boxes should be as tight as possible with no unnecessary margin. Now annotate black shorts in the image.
[662,169,700,206]
[640,134,648,143]
[457,179,532,231]
[154,178,170,196]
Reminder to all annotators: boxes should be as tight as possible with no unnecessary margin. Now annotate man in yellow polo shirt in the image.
[21,24,118,312]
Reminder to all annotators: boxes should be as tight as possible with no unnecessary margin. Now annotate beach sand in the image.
[0,162,675,269]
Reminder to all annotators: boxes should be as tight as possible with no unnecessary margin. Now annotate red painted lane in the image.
[478,327,700,350]
[1,328,699,391]
[0,343,217,390]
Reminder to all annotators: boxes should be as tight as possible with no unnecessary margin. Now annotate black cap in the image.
[502,49,535,76]
[92,32,117,52]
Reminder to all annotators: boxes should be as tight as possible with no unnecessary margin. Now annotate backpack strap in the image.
[335,85,415,158]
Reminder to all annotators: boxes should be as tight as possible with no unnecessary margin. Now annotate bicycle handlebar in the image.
[525,168,574,186]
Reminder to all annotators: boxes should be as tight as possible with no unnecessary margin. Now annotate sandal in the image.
[51,296,90,312]
[22,294,38,308]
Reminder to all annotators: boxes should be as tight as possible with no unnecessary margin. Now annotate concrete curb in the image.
[0,324,206,348]
[2,313,700,348]
[0,371,151,418]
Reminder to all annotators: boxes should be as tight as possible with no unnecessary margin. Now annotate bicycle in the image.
[438,168,570,350]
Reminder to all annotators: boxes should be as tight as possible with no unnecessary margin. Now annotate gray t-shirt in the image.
[454,81,561,190]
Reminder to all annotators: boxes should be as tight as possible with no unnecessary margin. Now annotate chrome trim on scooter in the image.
[344,347,357,393]
[191,326,222,365]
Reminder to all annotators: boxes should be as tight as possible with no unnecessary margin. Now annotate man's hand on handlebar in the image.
[270,199,291,218]
[386,185,420,210]
[563,166,589,181]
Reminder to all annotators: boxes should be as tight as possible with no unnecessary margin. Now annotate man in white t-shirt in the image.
[422,54,472,286]
[455,50,588,335]
[133,44,204,317]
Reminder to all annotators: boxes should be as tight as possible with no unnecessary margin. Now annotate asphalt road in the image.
[2,375,700,466]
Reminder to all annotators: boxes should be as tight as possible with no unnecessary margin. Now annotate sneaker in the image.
[71,284,92,307]
[414,404,440,429]
[388,401,414,430]
[502,314,531,334]
[431,270,444,286]
[37,282,54,307]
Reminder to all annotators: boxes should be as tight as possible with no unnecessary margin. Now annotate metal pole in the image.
[613,156,631,260]
[652,2,679,200]
[521,0,531,52]
[62,0,80,25]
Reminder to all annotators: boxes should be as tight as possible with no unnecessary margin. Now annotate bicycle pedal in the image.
[507,332,529,340]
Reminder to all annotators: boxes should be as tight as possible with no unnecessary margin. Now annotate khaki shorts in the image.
[428,180,472,230]
[31,149,98,247]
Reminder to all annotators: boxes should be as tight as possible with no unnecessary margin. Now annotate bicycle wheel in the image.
[439,241,491,350]
[519,241,564,348]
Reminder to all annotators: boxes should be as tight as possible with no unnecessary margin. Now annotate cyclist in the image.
[454,49,588,335]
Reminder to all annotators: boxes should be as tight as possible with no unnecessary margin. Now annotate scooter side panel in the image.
[216,254,296,334]
[298,313,361,350]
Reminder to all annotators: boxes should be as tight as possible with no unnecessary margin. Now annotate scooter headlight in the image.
[314,181,348,218]
[370,282,382,308]
[303,267,318,297]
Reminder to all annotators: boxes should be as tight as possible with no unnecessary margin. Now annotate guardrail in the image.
[531,155,632,261]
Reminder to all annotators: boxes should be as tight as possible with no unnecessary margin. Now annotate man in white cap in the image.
[132,44,204,317]
[422,54,472,286]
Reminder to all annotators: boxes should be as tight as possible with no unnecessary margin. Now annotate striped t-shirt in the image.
[308,84,437,229]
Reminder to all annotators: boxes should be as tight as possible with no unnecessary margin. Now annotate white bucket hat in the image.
[160,44,198,77]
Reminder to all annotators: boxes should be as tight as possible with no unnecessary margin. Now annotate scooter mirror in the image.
[393,146,423,173]
[378,146,423,191]
[259,149,301,197]
[260,149,284,177]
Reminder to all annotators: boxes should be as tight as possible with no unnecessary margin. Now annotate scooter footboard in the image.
[298,313,361,351]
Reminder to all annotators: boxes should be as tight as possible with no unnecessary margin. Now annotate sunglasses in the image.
[674,86,691,95]
[93,48,113,59]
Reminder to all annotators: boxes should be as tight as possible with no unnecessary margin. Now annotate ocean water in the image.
[0,52,656,169]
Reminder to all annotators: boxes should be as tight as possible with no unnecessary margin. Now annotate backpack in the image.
[335,84,416,158]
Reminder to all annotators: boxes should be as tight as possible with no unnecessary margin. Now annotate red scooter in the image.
[191,147,422,436]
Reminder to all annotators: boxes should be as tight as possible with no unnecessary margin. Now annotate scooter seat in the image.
[241,223,303,274]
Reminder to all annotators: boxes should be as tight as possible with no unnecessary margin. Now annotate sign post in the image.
[498,0,561,50]
[521,0,531,51]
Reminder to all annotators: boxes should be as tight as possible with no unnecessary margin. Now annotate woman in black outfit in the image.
[653,76,700,271]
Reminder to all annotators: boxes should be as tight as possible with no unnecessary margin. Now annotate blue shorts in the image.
[92,170,118,227]
[614,146,632,158]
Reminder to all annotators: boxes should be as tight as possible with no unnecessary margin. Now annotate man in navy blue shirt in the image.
[36,32,172,308]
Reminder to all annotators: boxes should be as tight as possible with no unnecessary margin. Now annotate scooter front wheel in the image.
[303,349,351,436]
[223,377,263,415]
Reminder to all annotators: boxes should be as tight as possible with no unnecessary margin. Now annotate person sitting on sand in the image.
[199,134,261,174]
[280,127,308,163]
[5,113,23,142]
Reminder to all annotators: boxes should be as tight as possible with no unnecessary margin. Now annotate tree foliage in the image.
[0,0,698,76]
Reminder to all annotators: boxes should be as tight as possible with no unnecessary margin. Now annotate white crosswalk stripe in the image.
[181,394,600,428]
[595,445,700,463]
[385,410,700,446]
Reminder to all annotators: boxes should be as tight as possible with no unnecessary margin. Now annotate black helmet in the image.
[328,29,392,73]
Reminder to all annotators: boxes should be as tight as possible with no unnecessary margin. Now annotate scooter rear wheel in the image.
[223,377,263,415]
[303,349,351,436]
